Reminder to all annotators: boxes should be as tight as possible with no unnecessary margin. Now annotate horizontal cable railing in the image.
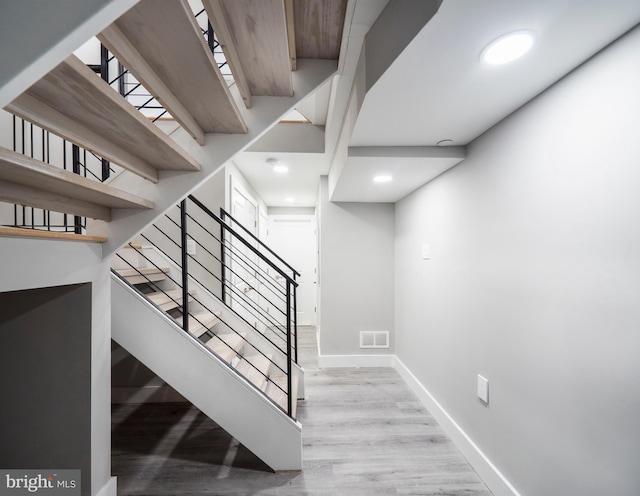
[220,207,300,362]
[112,246,285,385]
[112,195,299,418]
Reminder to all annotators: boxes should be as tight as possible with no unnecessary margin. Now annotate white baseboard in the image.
[317,353,396,368]
[95,476,117,496]
[393,357,521,496]
[317,351,520,496]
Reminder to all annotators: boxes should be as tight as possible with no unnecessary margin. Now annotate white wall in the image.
[394,25,640,496]
[0,0,139,108]
[225,161,268,220]
[318,176,394,356]
[0,237,113,496]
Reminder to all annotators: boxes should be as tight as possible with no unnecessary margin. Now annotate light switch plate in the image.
[186,238,197,255]
[477,374,489,404]
[421,243,430,260]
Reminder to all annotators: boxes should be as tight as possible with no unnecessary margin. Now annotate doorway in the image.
[268,215,317,326]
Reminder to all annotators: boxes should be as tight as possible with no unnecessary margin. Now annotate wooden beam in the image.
[98,23,206,145]
[202,0,253,108]
[0,226,107,243]
[285,0,297,71]
[294,0,348,59]
[218,0,293,96]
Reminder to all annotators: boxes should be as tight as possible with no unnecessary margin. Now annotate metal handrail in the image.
[220,208,301,279]
[189,196,299,288]
[117,195,299,416]
[189,195,299,367]
[156,211,292,339]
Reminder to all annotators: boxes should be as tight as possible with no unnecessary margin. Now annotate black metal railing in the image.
[105,7,233,121]
[8,114,115,234]
[219,207,301,362]
[112,194,299,418]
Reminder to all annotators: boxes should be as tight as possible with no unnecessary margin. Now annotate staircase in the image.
[0,0,346,473]
[0,0,339,253]
[110,197,304,469]
[112,255,299,418]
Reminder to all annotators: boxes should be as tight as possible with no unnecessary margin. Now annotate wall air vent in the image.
[359,331,390,349]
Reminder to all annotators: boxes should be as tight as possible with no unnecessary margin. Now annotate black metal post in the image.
[220,208,227,303]
[286,279,293,417]
[72,144,82,234]
[293,273,298,364]
[181,200,190,332]
[100,44,109,83]
[207,21,216,53]
[13,115,17,227]
[98,44,111,181]
[72,144,81,175]
[102,158,110,182]
[118,62,126,96]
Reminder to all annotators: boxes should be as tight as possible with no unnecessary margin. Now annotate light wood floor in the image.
[112,328,493,495]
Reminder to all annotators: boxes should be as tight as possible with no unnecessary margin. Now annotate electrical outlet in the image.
[477,375,489,404]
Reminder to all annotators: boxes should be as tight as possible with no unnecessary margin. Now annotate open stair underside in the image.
[112,274,302,471]
[112,262,301,470]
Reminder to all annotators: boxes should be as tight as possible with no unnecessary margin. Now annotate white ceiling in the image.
[234,0,640,208]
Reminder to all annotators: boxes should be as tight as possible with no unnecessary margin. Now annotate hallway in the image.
[112,328,492,495]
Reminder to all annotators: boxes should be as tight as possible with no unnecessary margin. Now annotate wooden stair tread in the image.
[0,146,153,221]
[235,354,272,389]
[206,332,246,364]
[266,373,299,418]
[210,0,293,97]
[115,266,169,277]
[115,266,170,284]
[181,310,221,338]
[148,288,195,311]
[99,0,246,141]
[0,226,107,243]
[6,55,200,183]
[293,0,347,60]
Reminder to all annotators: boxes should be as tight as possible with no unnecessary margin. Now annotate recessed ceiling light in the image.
[373,175,393,183]
[266,157,287,173]
[285,197,295,203]
[481,31,534,65]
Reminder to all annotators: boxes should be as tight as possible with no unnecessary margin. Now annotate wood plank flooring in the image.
[111,327,493,495]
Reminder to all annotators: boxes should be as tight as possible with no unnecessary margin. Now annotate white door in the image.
[268,215,317,326]
[229,182,259,326]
